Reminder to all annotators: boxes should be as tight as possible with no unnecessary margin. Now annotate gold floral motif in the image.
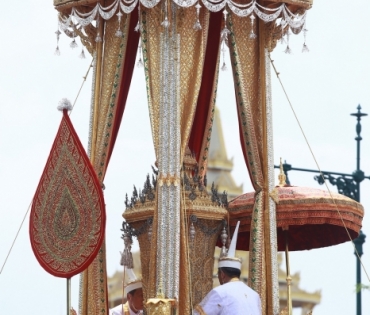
[157,174,181,187]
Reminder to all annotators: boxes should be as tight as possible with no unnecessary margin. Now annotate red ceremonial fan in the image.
[29,100,106,278]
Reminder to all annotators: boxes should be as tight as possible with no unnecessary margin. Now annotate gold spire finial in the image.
[278,157,287,187]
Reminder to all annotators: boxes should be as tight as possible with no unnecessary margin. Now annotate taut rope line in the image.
[269,54,370,283]
[0,60,93,274]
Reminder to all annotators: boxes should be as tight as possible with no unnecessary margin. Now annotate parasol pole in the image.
[283,228,292,315]
[67,277,71,315]
[278,159,292,315]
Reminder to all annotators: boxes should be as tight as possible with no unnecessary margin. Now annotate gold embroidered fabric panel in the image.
[141,5,209,162]
[177,8,209,163]
[141,5,211,315]
[80,13,131,315]
[228,13,279,315]
[92,14,130,180]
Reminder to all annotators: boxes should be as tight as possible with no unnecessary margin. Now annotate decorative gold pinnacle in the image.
[278,157,287,187]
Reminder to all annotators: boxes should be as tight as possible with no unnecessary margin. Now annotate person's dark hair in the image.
[128,289,137,296]
[219,267,241,279]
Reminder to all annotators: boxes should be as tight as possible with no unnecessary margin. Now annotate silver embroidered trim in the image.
[265,48,279,315]
[156,11,181,298]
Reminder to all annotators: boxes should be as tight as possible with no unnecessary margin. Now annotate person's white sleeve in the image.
[193,289,222,315]
[257,294,262,315]
[109,305,122,315]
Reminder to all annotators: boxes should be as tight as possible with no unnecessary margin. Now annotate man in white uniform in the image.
[194,222,262,315]
[71,268,144,315]
[110,268,144,315]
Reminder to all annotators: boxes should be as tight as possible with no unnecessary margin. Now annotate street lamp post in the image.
[275,105,368,315]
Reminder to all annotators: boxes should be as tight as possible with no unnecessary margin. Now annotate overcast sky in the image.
[0,0,369,314]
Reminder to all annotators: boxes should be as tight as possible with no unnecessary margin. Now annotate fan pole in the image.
[67,278,71,315]
[284,229,292,315]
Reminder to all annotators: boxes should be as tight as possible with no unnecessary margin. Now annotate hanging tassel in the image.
[95,18,102,42]
[136,57,144,68]
[136,39,144,68]
[280,19,286,45]
[284,29,292,54]
[284,45,292,54]
[161,16,170,28]
[220,9,230,41]
[55,26,61,56]
[135,5,141,32]
[69,16,78,49]
[79,48,86,59]
[302,26,309,53]
[193,2,202,31]
[120,233,134,269]
[95,35,102,42]
[115,11,123,37]
[161,0,170,28]
[221,41,227,71]
[54,46,61,56]
[70,38,78,49]
[220,225,228,258]
[249,13,257,39]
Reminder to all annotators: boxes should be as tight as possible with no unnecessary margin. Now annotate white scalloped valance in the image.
[55,0,309,57]
[58,0,306,31]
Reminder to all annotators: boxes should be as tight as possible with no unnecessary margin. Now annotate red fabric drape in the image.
[188,11,223,162]
[106,8,139,167]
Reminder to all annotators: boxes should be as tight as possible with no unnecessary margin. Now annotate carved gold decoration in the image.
[158,174,181,187]
[264,20,285,53]
[278,158,287,187]
[123,151,227,314]
[146,298,177,315]
[75,23,97,55]
[54,0,98,10]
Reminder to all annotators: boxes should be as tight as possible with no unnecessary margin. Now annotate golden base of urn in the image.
[146,298,177,315]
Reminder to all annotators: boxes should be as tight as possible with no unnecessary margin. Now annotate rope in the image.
[0,200,32,274]
[0,60,93,275]
[70,58,94,114]
[269,54,370,283]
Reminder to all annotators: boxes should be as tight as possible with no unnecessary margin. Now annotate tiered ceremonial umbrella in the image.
[228,171,364,315]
